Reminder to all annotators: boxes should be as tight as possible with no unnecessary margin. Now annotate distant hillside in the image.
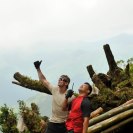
[26,93,52,117]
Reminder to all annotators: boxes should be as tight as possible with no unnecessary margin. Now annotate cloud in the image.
[0,0,133,48]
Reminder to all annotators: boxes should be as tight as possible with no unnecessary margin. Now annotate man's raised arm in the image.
[34,60,51,90]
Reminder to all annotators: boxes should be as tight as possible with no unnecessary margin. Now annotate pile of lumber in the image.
[88,100,133,133]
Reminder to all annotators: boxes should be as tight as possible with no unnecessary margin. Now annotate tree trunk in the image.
[103,44,118,73]
[125,63,130,77]
[87,65,95,78]
[12,72,52,95]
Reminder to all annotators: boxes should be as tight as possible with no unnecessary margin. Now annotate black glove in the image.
[65,89,74,99]
[34,60,42,69]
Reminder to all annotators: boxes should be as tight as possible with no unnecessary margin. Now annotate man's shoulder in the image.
[81,97,92,117]
[82,97,90,105]
[50,85,58,89]
[49,84,59,93]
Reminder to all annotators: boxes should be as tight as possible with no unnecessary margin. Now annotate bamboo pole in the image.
[89,103,133,126]
[90,107,103,119]
[101,117,133,133]
[88,109,133,133]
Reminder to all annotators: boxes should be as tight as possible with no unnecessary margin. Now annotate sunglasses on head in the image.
[59,78,67,82]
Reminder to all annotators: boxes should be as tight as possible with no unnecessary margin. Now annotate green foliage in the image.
[129,64,133,77]
[116,60,125,68]
[90,57,133,111]
[114,88,133,103]
[0,104,18,133]
[117,58,133,75]
[0,102,49,133]
[127,58,133,76]
[127,57,133,64]
[90,88,119,111]
[41,116,49,123]
[18,100,47,133]
[117,79,132,88]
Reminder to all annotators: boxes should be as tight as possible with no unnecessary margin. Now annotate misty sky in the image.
[0,0,133,106]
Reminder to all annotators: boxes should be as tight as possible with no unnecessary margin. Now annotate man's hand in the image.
[34,60,42,69]
[65,89,74,99]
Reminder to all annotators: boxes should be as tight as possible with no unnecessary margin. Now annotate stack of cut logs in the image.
[88,99,133,133]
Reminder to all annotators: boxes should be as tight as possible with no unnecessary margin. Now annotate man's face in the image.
[78,84,90,95]
[58,76,68,88]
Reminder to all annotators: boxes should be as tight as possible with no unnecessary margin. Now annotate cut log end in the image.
[86,65,96,78]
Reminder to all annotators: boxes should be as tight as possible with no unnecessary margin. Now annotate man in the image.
[62,82,92,133]
[34,60,74,133]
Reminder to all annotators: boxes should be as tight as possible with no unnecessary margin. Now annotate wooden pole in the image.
[103,44,118,73]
